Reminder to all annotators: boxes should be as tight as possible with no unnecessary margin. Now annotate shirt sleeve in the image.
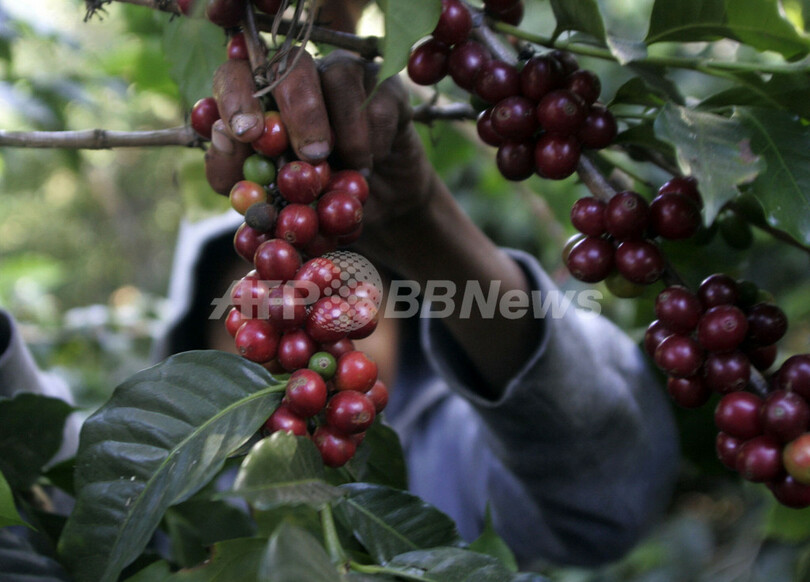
[405,249,679,568]
[0,310,80,464]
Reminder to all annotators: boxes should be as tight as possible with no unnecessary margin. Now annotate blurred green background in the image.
[1,0,810,579]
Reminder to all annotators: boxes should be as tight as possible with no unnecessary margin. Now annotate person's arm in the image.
[393,250,679,568]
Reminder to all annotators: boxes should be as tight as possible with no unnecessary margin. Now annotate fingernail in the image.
[231,113,261,137]
[299,140,331,161]
[211,121,235,155]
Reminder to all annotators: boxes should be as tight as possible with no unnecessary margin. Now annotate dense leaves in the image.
[58,351,285,582]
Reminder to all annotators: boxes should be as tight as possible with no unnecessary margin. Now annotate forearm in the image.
[363,175,538,395]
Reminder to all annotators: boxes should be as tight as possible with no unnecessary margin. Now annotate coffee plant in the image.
[2,0,810,580]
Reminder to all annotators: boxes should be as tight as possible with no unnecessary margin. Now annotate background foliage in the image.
[2,0,810,579]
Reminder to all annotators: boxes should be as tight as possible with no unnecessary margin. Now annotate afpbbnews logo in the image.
[383,280,603,319]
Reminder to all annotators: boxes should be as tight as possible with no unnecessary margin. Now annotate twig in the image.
[242,2,267,74]
[254,15,381,60]
[0,127,200,149]
[412,102,476,123]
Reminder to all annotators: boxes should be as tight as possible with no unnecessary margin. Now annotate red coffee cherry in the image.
[775,354,810,400]
[277,161,322,204]
[496,140,535,181]
[644,319,674,358]
[306,296,351,343]
[448,40,491,91]
[520,54,564,101]
[703,351,750,394]
[658,176,703,209]
[534,133,581,180]
[570,197,607,237]
[284,368,328,417]
[476,109,505,147]
[667,376,712,408]
[312,426,357,467]
[491,96,538,140]
[698,274,738,309]
[536,90,587,135]
[366,380,390,413]
[761,390,810,443]
[277,329,319,373]
[263,405,307,437]
[190,97,220,140]
[768,474,810,509]
[325,390,376,434]
[227,33,249,60]
[614,240,665,285]
[655,286,702,334]
[326,170,369,205]
[697,305,749,353]
[234,319,280,363]
[407,38,450,86]
[564,69,601,105]
[254,239,302,283]
[266,284,307,330]
[605,191,650,241]
[432,0,472,46]
[475,60,521,104]
[225,307,247,337]
[783,433,810,485]
[334,350,378,393]
[317,191,363,236]
[714,391,763,440]
[716,432,742,470]
[745,302,788,347]
[649,193,701,240]
[654,334,704,378]
[576,105,617,150]
[275,204,319,248]
[252,111,289,158]
[737,435,784,482]
[564,236,614,283]
[234,222,271,263]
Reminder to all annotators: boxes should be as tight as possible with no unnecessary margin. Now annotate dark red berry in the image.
[644,319,674,358]
[448,40,491,91]
[564,69,601,105]
[667,376,711,408]
[737,435,784,482]
[761,390,810,443]
[263,405,307,437]
[485,0,523,25]
[225,307,246,337]
[266,284,307,330]
[432,0,472,46]
[491,96,538,140]
[716,432,742,470]
[319,338,355,360]
[614,240,665,285]
[325,390,376,434]
[227,33,249,60]
[317,191,363,236]
[277,329,319,373]
[775,354,810,400]
[334,350,378,392]
[768,475,810,508]
[313,426,356,467]
[294,257,339,298]
[306,296,351,343]
[205,0,244,27]
[564,236,614,283]
[284,368,328,417]
[484,0,520,10]
[326,170,369,205]
[746,344,778,372]
[745,303,788,347]
[698,274,738,308]
[534,133,581,180]
[234,222,271,263]
[703,351,750,394]
[658,176,703,209]
[475,60,521,104]
[366,380,389,413]
[476,109,504,147]
[549,50,579,75]
[536,90,586,135]
[234,319,280,363]
[254,239,302,283]
[576,105,617,150]
[231,275,270,318]
[655,286,702,334]
[715,391,763,439]
[496,140,535,181]
[654,334,704,377]
[520,55,564,101]
[253,0,282,14]
[252,111,289,158]
[605,191,649,240]
[697,305,749,353]
[275,204,318,248]
[190,97,220,140]
[277,161,321,204]
[407,38,450,85]
[649,193,701,240]
[570,197,607,237]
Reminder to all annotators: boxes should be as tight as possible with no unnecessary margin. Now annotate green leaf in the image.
[0,393,74,490]
[58,351,285,582]
[725,0,810,60]
[344,420,407,490]
[164,498,257,568]
[169,538,267,582]
[736,107,810,245]
[764,497,810,542]
[376,0,441,83]
[260,522,341,582]
[610,77,668,108]
[646,0,730,43]
[550,0,647,64]
[653,103,763,224]
[550,0,606,41]
[468,507,517,573]
[334,483,462,565]
[161,14,224,107]
[228,432,343,510]
[0,470,28,529]
[386,547,546,581]
[0,528,71,581]
[124,560,172,582]
[700,71,810,118]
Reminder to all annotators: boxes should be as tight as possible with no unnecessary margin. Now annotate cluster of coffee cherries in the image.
[406,0,616,182]
[564,177,702,292]
[190,38,387,470]
[563,173,810,507]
